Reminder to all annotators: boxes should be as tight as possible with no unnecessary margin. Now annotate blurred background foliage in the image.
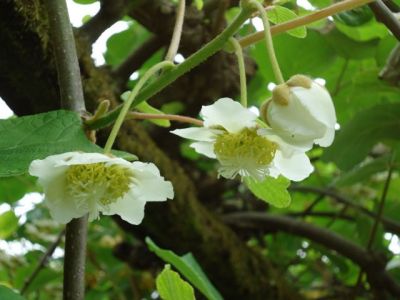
[0,0,400,299]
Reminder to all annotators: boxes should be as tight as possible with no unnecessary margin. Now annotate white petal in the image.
[315,127,335,147]
[273,151,314,182]
[29,152,76,179]
[105,191,147,225]
[43,173,85,224]
[55,152,113,167]
[171,127,221,142]
[131,162,174,202]
[267,95,326,147]
[190,141,216,158]
[292,83,336,128]
[201,98,257,133]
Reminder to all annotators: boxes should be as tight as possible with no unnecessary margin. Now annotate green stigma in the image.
[65,163,133,205]
[214,128,277,167]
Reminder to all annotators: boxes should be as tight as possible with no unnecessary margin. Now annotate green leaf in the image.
[136,102,170,127]
[244,176,291,208]
[0,210,19,239]
[121,91,170,127]
[267,6,307,38]
[105,22,150,67]
[0,176,37,204]
[156,265,196,300]
[0,110,137,177]
[335,19,388,42]
[334,7,373,27]
[194,0,204,10]
[0,285,25,300]
[323,103,400,170]
[323,28,378,60]
[333,155,393,187]
[146,238,223,300]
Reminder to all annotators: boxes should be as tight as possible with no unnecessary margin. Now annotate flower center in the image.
[214,128,277,178]
[65,163,133,206]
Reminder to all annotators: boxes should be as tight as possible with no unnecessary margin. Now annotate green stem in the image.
[229,38,247,107]
[104,61,174,153]
[251,0,284,84]
[87,6,254,130]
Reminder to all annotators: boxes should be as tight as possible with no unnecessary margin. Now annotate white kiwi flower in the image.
[171,98,313,182]
[29,152,174,225]
[262,75,337,151]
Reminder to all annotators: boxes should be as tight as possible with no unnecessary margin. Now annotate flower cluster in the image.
[172,75,336,182]
[29,152,173,225]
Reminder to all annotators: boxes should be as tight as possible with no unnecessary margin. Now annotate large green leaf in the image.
[245,176,291,208]
[156,265,196,300]
[0,110,136,176]
[323,28,378,60]
[0,210,19,239]
[146,238,223,300]
[0,285,25,300]
[323,103,400,170]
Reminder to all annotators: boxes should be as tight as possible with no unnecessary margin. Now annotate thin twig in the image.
[128,112,203,126]
[21,230,65,295]
[239,0,375,48]
[366,153,395,250]
[355,153,396,293]
[165,0,186,61]
[290,185,400,236]
[44,0,88,299]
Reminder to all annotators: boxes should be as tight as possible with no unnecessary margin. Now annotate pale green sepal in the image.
[156,265,196,300]
[244,175,291,208]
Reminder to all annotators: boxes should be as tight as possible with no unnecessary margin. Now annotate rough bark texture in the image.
[0,1,299,299]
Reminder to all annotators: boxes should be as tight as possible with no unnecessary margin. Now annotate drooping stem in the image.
[239,0,375,48]
[229,38,248,107]
[104,61,174,153]
[128,112,203,126]
[44,0,88,299]
[250,0,284,84]
[87,6,254,130]
[165,0,186,61]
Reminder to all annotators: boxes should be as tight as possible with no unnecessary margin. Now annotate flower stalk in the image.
[229,38,248,107]
[250,0,284,84]
[103,61,174,153]
[165,0,186,61]
[128,112,203,126]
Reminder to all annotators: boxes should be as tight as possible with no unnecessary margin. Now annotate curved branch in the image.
[290,186,400,236]
[223,212,400,298]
